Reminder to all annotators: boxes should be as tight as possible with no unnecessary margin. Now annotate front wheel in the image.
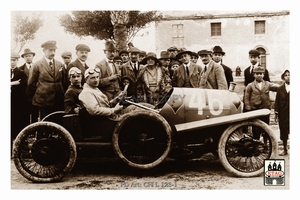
[112,111,172,169]
[218,119,277,177]
[12,122,77,182]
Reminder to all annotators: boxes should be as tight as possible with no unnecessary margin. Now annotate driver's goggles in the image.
[84,68,100,78]
[68,67,82,76]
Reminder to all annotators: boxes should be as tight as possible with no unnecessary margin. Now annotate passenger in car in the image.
[64,67,83,114]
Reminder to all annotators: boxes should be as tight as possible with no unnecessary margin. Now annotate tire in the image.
[12,122,77,183]
[218,119,277,177]
[112,110,172,169]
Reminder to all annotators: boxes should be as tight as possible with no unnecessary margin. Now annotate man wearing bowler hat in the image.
[212,46,233,89]
[27,40,65,121]
[67,44,91,85]
[172,50,202,88]
[95,40,121,101]
[198,49,227,90]
[244,49,270,86]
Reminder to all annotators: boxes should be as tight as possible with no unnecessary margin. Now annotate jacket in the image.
[95,58,121,100]
[172,62,202,88]
[199,61,228,90]
[27,57,64,107]
[244,80,278,110]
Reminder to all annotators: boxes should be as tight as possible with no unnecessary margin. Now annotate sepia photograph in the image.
[4,0,298,198]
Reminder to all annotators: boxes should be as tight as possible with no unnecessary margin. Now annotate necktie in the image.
[251,66,254,74]
[186,66,189,76]
[49,61,53,68]
[11,69,14,78]
[204,65,207,72]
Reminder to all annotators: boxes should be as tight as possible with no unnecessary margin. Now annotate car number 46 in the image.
[188,93,223,116]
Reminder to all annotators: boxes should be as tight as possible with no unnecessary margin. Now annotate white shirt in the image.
[106,58,114,74]
[285,83,290,93]
[26,63,32,70]
[257,82,262,90]
[250,63,258,72]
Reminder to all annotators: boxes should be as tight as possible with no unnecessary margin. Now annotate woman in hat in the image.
[275,69,290,156]
[139,52,170,105]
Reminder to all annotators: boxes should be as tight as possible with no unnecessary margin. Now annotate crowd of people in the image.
[10,40,290,155]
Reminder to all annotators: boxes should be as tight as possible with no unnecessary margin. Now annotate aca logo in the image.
[264,159,285,186]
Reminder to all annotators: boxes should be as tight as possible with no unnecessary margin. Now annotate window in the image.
[256,47,267,68]
[255,21,265,34]
[172,24,184,47]
[211,23,221,36]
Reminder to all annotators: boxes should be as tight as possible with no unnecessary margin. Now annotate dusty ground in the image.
[10,76,290,191]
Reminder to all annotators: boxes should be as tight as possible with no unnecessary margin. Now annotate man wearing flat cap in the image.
[244,49,270,86]
[212,46,233,89]
[27,40,65,121]
[172,50,202,88]
[11,51,28,148]
[119,49,129,64]
[95,40,121,101]
[198,49,227,90]
[67,44,91,86]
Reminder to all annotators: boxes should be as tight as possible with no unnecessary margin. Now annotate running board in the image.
[175,109,271,133]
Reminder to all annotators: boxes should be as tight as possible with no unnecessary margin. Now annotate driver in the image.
[78,68,138,120]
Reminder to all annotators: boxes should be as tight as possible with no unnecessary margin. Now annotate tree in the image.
[11,12,43,53]
[59,11,162,51]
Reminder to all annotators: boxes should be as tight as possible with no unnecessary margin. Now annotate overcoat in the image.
[275,83,290,140]
[199,61,227,90]
[95,59,121,100]
[172,62,202,88]
[220,63,233,89]
[27,57,64,108]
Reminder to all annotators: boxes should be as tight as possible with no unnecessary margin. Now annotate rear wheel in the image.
[112,111,172,169]
[218,119,277,177]
[12,122,77,182]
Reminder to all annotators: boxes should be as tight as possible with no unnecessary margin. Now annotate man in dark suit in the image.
[212,46,233,89]
[172,50,202,88]
[95,40,121,101]
[27,40,65,121]
[11,52,28,146]
[61,51,72,92]
[67,44,90,86]
[244,49,270,86]
[275,69,290,156]
[121,47,145,102]
[19,48,38,123]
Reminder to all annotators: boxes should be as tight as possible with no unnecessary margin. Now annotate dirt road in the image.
[10,125,289,190]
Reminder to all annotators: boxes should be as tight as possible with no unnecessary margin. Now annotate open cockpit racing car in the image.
[12,87,277,182]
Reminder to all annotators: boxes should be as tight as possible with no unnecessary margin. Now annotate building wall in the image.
[155,11,289,74]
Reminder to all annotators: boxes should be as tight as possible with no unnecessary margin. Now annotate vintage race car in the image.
[12,87,277,182]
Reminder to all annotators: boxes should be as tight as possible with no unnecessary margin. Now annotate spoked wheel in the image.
[112,110,172,169]
[218,119,277,177]
[12,122,77,182]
